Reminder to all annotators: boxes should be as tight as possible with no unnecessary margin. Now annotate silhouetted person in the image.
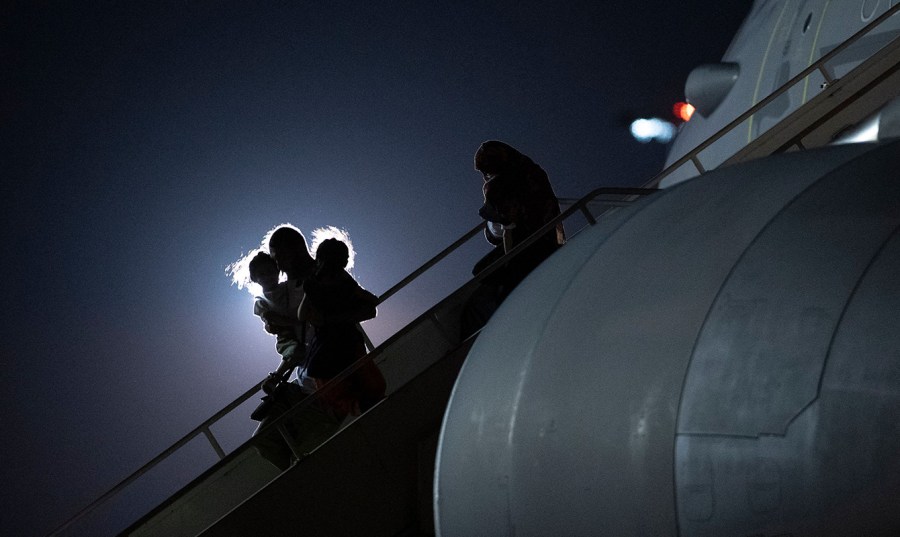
[462,141,565,336]
[301,238,386,416]
[249,226,338,470]
[475,140,565,271]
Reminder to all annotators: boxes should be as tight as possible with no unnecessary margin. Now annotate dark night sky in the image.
[3,2,750,535]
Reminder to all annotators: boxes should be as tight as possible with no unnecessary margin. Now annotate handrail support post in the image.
[278,423,305,462]
[580,206,597,225]
[691,155,707,174]
[818,64,836,85]
[202,427,227,460]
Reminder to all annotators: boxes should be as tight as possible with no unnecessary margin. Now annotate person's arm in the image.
[344,287,378,322]
[255,299,290,334]
[484,221,504,246]
[259,308,303,335]
[316,284,378,324]
[502,222,517,254]
[262,354,301,393]
[262,309,303,326]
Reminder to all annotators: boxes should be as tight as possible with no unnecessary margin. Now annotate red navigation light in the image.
[673,101,695,122]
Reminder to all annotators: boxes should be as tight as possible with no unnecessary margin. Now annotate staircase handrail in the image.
[643,3,900,188]
[45,186,654,537]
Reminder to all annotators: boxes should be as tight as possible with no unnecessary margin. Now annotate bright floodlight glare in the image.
[630,118,676,143]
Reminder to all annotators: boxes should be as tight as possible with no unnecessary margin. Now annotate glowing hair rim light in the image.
[227,223,304,298]
[227,223,356,298]
[310,225,355,273]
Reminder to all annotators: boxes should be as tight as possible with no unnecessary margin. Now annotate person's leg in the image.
[252,408,293,471]
[352,358,387,412]
[460,283,502,338]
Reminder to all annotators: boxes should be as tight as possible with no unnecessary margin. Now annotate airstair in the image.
[47,7,900,537]
[647,4,900,188]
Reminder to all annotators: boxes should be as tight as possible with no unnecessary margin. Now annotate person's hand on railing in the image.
[261,372,280,395]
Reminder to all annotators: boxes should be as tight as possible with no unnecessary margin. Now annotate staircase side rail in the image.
[46,187,655,537]
[465,187,658,285]
[378,222,485,305]
[250,188,659,446]
[642,3,900,188]
[724,34,900,162]
[368,187,657,356]
[45,9,900,529]
[115,188,647,535]
[45,383,262,537]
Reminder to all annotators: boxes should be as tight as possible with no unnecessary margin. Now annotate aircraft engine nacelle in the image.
[434,140,900,536]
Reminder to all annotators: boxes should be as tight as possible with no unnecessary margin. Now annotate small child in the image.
[300,238,386,415]
[248,252,313,392]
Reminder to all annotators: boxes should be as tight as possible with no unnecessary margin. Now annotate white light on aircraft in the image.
[630,118,676,143]
[833,115,879,145]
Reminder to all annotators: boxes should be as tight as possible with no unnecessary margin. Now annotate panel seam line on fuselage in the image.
[783,218,900,435]
[502,192,664,448]
[802,0,831,104]
[748,1,791,143]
